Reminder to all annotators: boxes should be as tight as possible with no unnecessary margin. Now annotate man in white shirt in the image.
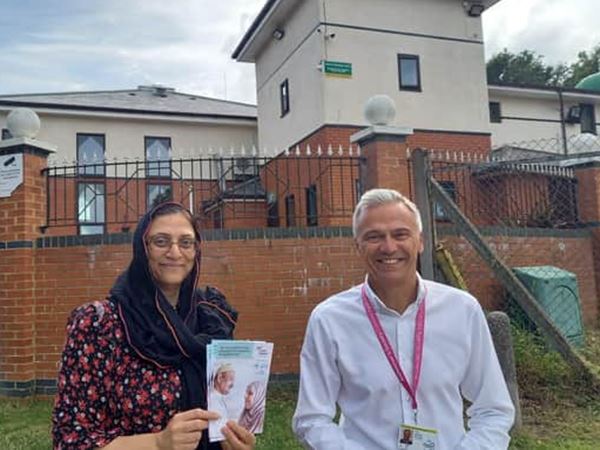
[292,188,515,450]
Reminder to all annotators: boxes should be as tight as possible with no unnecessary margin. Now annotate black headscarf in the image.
[109,202,237,449]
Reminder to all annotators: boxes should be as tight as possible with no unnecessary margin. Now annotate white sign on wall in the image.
[0,153,24,198]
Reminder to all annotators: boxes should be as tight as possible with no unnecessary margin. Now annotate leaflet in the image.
[207,339,274,442]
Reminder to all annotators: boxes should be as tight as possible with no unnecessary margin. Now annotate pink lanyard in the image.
[361,284,426,419]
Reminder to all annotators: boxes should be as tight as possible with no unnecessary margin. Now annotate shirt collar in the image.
[363,273,425,316]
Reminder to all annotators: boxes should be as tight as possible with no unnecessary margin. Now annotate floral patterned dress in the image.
[52,299,184,449]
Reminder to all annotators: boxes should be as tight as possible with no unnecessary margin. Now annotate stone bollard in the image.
[487,311,522,431]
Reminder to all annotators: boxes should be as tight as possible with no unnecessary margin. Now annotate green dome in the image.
[576,72,600,92]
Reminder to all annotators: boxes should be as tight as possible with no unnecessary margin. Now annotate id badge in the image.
[398,424,438,449]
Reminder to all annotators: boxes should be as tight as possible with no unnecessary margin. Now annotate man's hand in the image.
[220,421,256,450]
[156,408,220,450]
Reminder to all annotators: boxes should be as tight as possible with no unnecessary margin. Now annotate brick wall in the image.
[1,225,597,396]
[439,229,598,323]
[3,136,600,397]
[408,131,491,154]
[0,247,36,389]
[291,125,491,155]
[1,228,365,395]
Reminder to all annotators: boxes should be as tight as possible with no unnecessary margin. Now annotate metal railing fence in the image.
[43,150,364,235]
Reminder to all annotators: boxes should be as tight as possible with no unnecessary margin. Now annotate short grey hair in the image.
[352,188,423,237]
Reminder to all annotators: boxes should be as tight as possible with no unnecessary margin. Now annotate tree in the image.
[562,45,600,87]
[486,49,560,85]
[486,44,600,87]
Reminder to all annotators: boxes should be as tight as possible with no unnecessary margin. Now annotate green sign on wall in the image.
[323,60,352,77]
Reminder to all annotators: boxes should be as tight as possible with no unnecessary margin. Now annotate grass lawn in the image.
[2,383,598,450]
[0,397,53,450]
[0,385,302,450]
[2,328,599,450]
[510,393,600,449]
[507,326,600,450]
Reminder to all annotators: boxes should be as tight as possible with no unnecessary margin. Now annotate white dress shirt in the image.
[292,277,515,450]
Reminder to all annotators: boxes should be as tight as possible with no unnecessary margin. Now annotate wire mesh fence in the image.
[493,134,600,160]
[430,155,579,229]
[426,149,594,354]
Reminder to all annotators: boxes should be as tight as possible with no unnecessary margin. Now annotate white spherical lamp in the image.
[364,95,396,126]
[6,108,41,139]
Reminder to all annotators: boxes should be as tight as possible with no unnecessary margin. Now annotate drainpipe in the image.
[557,88,568,155]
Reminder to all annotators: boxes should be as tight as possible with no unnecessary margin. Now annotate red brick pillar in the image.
[574,164,600,322]
[350,126,414,197]
[0,138,54,396]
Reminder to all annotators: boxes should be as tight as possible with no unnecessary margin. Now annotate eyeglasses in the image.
[147,235,198,252]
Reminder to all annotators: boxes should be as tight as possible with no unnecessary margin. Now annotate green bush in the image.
[512,326,570,393]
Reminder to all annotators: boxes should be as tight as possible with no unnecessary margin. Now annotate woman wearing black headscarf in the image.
[52,203,255,450]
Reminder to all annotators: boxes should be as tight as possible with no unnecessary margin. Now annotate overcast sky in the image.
[0,0,598,104]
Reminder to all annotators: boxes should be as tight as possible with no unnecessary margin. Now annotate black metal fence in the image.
[42,151,364,235]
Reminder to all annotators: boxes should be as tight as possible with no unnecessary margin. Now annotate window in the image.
[580,104,597,135]
[306,184,318,227]
[280,79,290,117]
[213,208,224,229]
[147,184,172,210]
[77,134,105,176]
[434,181,456,221]
[489,102,502,123]
[233,157,258,181]
[78,183,105,235]
[285,194,296,227]
[2,128,12,140]
[398,54,421,91]
[145,136,172,177]
[267,201,279,227]
[565,105,581,124]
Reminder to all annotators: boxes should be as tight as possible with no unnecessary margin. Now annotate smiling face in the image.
[355,202,423,292]
[146,212,197,295]
[214,370,235,396]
